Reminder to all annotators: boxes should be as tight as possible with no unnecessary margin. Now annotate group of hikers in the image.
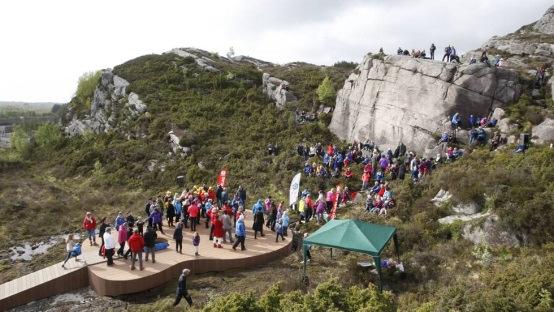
[392,44,510,69]
[395,44,460,63]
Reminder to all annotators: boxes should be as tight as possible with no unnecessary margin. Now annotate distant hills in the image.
[0,101,61,114]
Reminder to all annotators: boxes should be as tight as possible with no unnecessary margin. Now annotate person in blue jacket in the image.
[232,214,246,251]
[252,199,264,215]
[173,194,182,223]
[114,212,126,231]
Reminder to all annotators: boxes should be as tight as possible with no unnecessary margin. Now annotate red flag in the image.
[217,169,227,186]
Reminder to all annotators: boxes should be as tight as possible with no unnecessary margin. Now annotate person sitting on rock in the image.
[480,50,490,66]
[397,47,403,55]
[438,132,449,144]
[451,113,461,129]
[469,128,478,145]
[343,166,353,179]
[477,127,487,144]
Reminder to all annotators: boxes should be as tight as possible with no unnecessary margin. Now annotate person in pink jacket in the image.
[326,188,336,213]
[117,223,128,257]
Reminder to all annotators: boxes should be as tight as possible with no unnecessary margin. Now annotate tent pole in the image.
[374,256,383,292]
[303,243,308,275]
[393,233,400,262]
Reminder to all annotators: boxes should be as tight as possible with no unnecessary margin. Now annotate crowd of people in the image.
[62,185,295,273]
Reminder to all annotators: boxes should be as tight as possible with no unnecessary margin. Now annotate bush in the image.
[10,125,31,157]
[73,71,101,114]
[35,123,64,150]
[316,76,336,105]
[201,278,395,312]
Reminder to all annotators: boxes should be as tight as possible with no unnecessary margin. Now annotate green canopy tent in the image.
[302,219,399,291]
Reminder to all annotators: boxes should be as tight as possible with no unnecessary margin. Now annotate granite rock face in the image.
[532,118,554,143]
[329,55,520,155]
[473,6,554,72]
[65,69,147,138]
[262,73,297,108]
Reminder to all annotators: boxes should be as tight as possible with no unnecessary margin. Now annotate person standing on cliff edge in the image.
[430,43,436,60]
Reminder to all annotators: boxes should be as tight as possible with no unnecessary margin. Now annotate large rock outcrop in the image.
[476,6,554,71]
[262,73,297,108]
[329,55,520,155]
[65,69,147,137]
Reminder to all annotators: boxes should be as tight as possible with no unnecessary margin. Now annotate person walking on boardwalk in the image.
[82,212,97,246]
[128,228,145,271]
[222,210,234,244]
[232,214,246,251]
[103,227,116,266]
[117,223,128,257]
[61,234,82,268]
[173,269,193,307]
[149,207,164,234]
[144,225,157,263]
[192,231,200,256]
[253,201,265,239]
[98,217,109,256]
[173,221,184,253]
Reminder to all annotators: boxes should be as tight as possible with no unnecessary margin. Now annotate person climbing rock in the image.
[173,269,193,307]
[442,45,451,62]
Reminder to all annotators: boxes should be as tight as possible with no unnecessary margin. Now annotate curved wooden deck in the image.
[0,212,291,309]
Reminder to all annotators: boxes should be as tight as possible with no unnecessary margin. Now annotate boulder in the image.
[462,214,520,247]
[497,118,516,134]
[452,202,479,215]
[532,118,554,143]
[438,211,489,225]
[490,107,505,120]
[431,189,452,207]
[329,55,520,154]
[262,73,297,108]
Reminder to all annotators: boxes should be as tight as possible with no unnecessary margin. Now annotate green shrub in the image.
[35,123,64,149]
[316,76,336,105]
[73,71,101,114]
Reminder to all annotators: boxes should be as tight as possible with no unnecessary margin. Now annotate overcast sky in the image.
[0,0,551,103]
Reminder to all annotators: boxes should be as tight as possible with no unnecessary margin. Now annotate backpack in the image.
[71,243,82,256]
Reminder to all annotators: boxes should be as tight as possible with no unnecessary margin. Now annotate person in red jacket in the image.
[212,210,224,248]
[128,228,145,270]
[83,212,97,246]
[187,202,200,232]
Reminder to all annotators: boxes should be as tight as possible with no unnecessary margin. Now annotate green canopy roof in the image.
[303,219,397,256]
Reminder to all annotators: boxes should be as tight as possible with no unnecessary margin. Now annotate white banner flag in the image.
[289,173,301,207]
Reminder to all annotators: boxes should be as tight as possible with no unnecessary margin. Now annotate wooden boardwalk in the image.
[0,211,291,310]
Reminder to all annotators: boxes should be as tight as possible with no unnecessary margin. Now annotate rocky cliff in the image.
[478,5,554,71]
[329,55,520,155]
[65,70,147,138]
